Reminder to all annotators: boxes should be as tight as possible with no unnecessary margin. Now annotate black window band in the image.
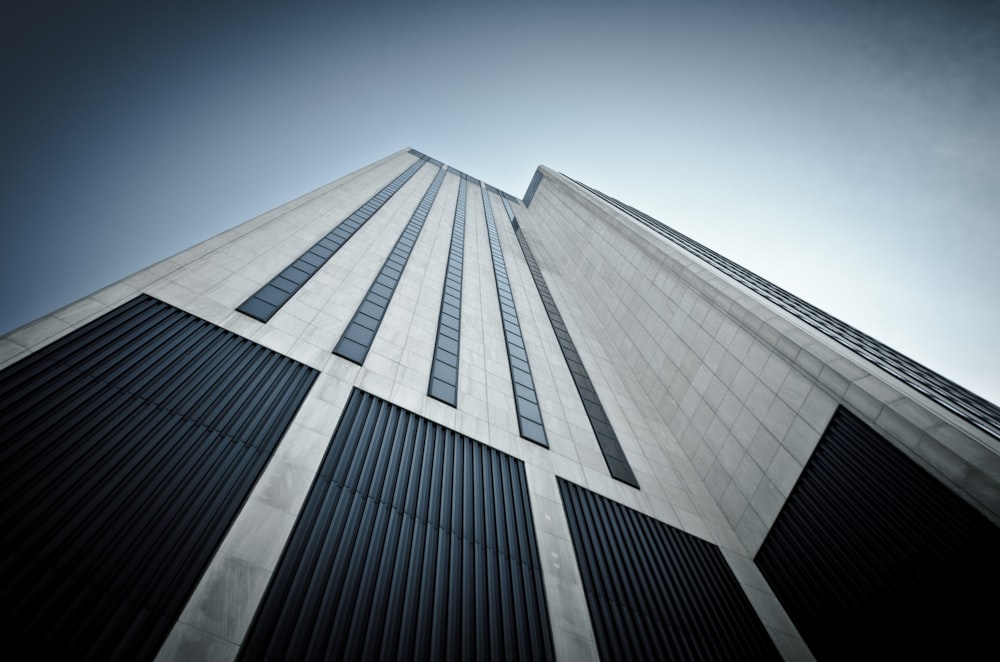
[500,195,638,487]
[334,166,446,364]
[238,155,429,322]
[480,186,548,447]
[428,173,468,406]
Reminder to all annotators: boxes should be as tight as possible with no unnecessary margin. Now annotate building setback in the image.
[2,148,999,661]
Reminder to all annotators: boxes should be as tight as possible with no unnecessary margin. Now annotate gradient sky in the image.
[2,0,998,404]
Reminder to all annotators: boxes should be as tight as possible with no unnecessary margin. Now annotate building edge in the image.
[518,164,1000,539]
[3,147,997,661]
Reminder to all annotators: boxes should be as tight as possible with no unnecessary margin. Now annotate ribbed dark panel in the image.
[334,166,445,363]
[0,294,318,662]
[428,172,467,406]
[238,155,428,322]
[559,479,780,661]
[500,196,639,488]
[755,407,1000,659]
[567,176,1000,444]
[480,185,548,447]
[238,389,556,662]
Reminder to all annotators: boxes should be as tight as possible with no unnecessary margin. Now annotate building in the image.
[2,147,999,661]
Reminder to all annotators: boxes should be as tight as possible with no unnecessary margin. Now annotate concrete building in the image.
[2,148,998,661]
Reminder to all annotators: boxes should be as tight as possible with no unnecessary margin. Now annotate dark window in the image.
[333,167,446,364]
[480,186,548,447]
[237,155,429,322]
[500,196,638,486]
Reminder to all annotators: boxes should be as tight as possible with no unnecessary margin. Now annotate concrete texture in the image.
[4,148,998,661]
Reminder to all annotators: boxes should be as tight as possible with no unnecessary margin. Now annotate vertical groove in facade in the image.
[559,478,781,661]
[428,172,467,406]
[334,166,446,363]
[522,169,543,207]
[479,185,548,447]
[0,294,318,662]
[755,406,1000,659]
[238,155,429,322]
[500,195,639,488]
[237,388,556,662]
[566,175,1000,444]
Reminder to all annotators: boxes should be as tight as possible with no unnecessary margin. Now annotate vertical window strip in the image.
[500,194,520,232]
[500,197,638,487]
[480,185,548,447]
[237,155,429,322]
[334,166,447,364]
[428,173,467,406]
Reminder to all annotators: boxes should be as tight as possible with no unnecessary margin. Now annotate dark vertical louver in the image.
[500,195,639,488]
[238,155,428,322]
[334,165,446,363]
[755,406,1000,659]
[0,294,318,662]
[428,173,467,406]
[238,389,556,662]
[559,478,780,661]
[480,185,548,447]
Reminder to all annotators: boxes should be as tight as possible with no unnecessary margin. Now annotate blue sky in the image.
[2,0,998,403]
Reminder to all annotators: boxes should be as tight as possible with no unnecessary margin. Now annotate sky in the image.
[1,0,998,404]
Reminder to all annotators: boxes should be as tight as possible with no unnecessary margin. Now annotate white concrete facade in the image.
[4,148,998,662]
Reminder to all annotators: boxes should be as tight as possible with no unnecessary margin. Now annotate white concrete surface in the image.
[7,148,998,662]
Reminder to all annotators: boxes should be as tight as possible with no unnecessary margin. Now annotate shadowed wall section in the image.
[237,388,556,661]
[756,407,1000,659]
[559,478,781,661]
[0,295,318,661]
